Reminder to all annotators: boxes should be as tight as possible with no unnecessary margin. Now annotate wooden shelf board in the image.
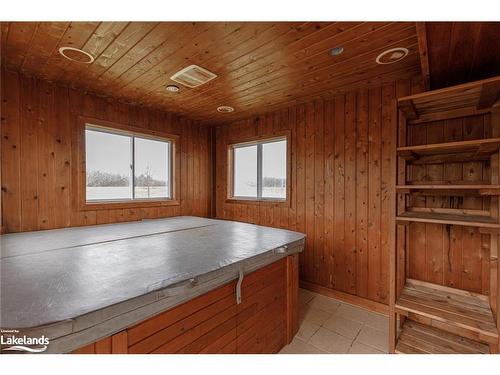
[396,211,500,228]
[397,138,500,159]
[396,320,490,354]
[397,76,500,120]
[395,279,498,344]
[396,185,500,196]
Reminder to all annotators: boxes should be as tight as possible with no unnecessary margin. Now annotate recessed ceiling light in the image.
[166,84,180,93]
[330,47,344,56]
[376,47,409,65]
[217,106,234,113]
[58,47,94,64]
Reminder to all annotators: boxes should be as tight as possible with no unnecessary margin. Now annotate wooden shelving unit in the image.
[396,279,498,344]
[396,211,500,229]
[398,138,500,165]
[398,137,500,154]
[396,321,491,354]
[397,76,500,123]
[390,76,500,354]
[396,184,500,196]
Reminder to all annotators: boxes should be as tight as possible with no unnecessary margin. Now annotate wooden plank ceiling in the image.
[0,22,423,123]
[425,22,500,89]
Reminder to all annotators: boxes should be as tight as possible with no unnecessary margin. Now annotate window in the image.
[230,137,287,201]
[85,125,173,202]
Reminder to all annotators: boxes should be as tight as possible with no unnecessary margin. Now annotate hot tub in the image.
[0,216,305,353]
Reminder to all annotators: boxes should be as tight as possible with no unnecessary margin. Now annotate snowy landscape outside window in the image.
[231,137,287,200]
[85,125,172,202]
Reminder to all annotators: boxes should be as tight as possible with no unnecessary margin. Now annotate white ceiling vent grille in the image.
[170,65,218,88]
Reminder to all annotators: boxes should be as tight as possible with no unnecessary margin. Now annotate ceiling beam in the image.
[415,22,430,91]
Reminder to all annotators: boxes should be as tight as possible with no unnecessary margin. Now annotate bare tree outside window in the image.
[134,137,170,199]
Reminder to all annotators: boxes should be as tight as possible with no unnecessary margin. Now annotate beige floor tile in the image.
[299,288,317,306]
[295,320,321,341]
[299,305,332,326]
[334,303,372,323]
[279,338,328,354]
[363,312,388,331]
[308,327,353,354]
[323,314,363,339]
[356,325,389,353]
[348,341,385,354]
[307,294,341,314]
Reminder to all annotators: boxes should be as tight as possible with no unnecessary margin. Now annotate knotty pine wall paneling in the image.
[1,69,212,233]
[215,78,424,305]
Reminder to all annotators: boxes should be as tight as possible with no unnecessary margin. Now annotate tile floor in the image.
[279,288,389,354]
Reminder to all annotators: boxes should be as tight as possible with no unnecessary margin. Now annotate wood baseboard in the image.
[299,281,389,315]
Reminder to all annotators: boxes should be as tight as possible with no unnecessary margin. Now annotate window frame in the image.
[227,132,290,205]
[75,116,180,211]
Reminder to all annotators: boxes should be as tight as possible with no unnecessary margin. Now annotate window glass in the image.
[262,140,287,199]
[231,138,287,200]
[233,145,258,197]
[85,126,172,202]
[86,129,132,201]
[134,137,170,199]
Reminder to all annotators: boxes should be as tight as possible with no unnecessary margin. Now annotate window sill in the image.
[80,199,180,211]
[225,198,289,207]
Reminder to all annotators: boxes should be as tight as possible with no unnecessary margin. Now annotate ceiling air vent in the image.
[170,65,218,88]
